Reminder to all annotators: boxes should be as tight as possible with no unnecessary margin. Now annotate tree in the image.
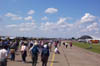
[71,37,76,40]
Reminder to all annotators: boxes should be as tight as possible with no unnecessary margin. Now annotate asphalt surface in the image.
[8,45,100,66]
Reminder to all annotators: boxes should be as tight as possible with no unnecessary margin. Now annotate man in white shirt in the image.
[0,46,8,66]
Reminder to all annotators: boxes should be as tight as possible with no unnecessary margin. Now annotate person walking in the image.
[30,42,39,66]
[65,42,68,48]
[10,42,16,61]
[41,45,50,66]
[88,40,92,49]
[54,41,58,48]
[0,46,8,66]
[20,43,27,63]
[69,42,72,48]
[10,47,15,61]
[48,42,52,52]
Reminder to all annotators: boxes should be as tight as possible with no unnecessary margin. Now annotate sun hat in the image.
[34,41,38,45]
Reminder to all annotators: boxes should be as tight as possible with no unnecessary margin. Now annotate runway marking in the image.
[50,53,55,66]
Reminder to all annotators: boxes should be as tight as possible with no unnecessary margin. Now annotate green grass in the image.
[73,42,100,54]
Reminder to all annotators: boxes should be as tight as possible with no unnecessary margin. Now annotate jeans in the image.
[11,53,15,61]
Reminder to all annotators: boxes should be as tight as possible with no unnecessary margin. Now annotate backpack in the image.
[42,49,49,56]
[31,46,39,55]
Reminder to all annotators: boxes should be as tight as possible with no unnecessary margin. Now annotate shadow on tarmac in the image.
[48,61,59,63]
[15,60,39,64]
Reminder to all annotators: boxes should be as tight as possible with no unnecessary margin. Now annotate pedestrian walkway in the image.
[8,45,100,66]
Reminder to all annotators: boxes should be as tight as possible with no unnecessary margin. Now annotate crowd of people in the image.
[0,39,72,66]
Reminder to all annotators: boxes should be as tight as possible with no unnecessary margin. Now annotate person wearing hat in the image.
[30,41,39,66]
[41,44,50,66]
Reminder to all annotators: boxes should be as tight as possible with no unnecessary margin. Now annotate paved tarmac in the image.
[8,45,100,66]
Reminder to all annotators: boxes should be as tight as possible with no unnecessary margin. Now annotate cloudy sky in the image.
[0,0,100,38]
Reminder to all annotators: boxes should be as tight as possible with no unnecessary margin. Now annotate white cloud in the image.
[57,18,67,24]
[87,22,99,31]
[77,13,100,34]
[41,16,48,21]
[28,10,35,15]
[6,22,36,32]
[19,22,35,28]
[5,13,16,17]
[6,24,17,28]
[11,16,22,20]
[45,8,58,14]
[40,17,73,33]
[24,16,32,20]
[80,13,96,23]
[39,18,74,38]
[5,13,22,20]
[19,28,31,32]
[2,12,100,38]
[57,17,73,27]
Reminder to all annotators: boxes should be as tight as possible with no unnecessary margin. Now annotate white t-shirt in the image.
[54,48,58,52]
[65,43,68,45]
[21,45,27,51]
[0,49,8,61]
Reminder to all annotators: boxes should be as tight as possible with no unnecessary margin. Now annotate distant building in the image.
[78,35,93,42]
[78,35,100,44]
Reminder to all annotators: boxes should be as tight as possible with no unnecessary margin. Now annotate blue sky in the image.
[0,0,100,38]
